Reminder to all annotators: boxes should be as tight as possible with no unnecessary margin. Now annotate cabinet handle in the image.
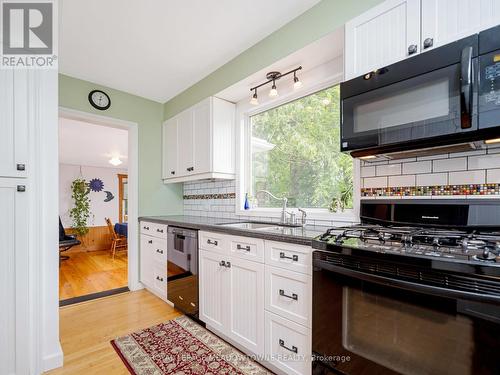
[16,163,26,171]
[207,239,218,246]
[225,261,231,268]
[187,167,194,172]
[279,289,298,300]
[156,249,164,254]
[423,37,433,49]
[279,252,298,261]
[237,244,251,252]
[170,171,175,175]
[148,240,153,244]
[157,228,164,233]
[17,185,26,192]
[156,276,164,282]
[407,44,418,55]
[219,260,226,267]
[143,226,150,230]
[279,339,298,354]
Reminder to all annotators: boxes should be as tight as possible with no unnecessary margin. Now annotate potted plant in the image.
[69,178,91,245]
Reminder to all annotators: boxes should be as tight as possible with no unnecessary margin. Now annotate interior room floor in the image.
[45,290,181,375]
[59,250,128,300]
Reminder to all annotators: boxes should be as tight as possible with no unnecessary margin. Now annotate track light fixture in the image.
[249,66,302,104]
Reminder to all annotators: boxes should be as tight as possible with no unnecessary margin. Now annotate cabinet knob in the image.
[219,260,226,267]
[170,171,175,175]
[17,185,26,192]
[408,44,418,55]
[16,163,26,171]
[423,38,433,49]
[225,261,231,268]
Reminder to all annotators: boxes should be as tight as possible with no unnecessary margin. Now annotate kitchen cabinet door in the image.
[421,0,500,52]
[0,178,29,375]
[344,0,421,80]
[227,257,265,356]
[192,98,211,175]
[177,110,194,177]
[0,71,28,178]
[162,118,178,179]
[140,235,154,289]
[199,250,227,332]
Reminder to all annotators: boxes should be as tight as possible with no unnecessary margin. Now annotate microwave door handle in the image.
[460,46,473,129]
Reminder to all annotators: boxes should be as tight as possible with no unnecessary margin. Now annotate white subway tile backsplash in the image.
[433,157,467,172]
[468,154,500,170]
[364,176,388,188]
[375,164,401,176]
[389,157,416,164]
[361,166,376,177]
[416,173,448,186]
[487,169,500,183]
[402,161,431,174]
[388,175,415,187]
[449,170,485,185]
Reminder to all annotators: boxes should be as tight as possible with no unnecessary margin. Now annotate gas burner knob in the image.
[432,238,441,247]
[475,248,497,261]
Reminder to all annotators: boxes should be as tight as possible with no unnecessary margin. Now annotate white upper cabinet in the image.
[421,0,500,52]
[344,0,420,80]
[162,96,235,183]
[345,0,500,80]
[0,71,28,178]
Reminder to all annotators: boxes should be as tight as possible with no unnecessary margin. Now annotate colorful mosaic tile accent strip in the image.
[361,184,500,197]
[183,192,236,200]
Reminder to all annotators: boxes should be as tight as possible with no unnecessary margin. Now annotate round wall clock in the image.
[88,90,111,110]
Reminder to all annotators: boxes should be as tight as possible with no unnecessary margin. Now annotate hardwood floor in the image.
[59,250,128,300]
[46,290,181,375]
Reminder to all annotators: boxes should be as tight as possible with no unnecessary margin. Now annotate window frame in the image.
[236,75,360,224]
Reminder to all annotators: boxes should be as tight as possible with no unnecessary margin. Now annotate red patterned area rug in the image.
[111,316,273,374]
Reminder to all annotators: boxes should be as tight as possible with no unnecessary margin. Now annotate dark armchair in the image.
[59,217,81,265]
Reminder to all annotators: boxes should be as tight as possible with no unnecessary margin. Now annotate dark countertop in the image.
[139,215,330,246]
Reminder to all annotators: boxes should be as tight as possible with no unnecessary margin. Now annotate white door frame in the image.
[58,107,142,291]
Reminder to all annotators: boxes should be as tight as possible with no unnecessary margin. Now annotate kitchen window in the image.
[245,85,354,214]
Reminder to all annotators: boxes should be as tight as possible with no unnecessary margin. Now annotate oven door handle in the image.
[316,260,500,305]
[460,46,474,129]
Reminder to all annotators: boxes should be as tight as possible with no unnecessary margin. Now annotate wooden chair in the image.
[105,218,127,259]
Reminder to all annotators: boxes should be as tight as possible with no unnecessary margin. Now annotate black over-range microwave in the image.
[340,25,500,157]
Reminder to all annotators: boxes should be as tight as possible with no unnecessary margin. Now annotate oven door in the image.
[341,52,478,154]
[312,253,500,375]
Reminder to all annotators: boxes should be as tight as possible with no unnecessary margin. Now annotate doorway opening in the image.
[58,110,138,305]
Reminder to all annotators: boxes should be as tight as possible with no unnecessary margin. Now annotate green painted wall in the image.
[163,0,383,120]
[59,74,183,216]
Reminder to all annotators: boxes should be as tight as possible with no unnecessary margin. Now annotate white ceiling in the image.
[59,0,321,103]
[217,28,344,103]
[59,118,128,169]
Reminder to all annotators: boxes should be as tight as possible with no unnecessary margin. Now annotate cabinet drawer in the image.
[265,241,311,274]
[265,311,311,375]
[199,231,228,255]
[142,235,167,264]
[265,266,312,328]
[228,235,264,263]
[140,221,167,239]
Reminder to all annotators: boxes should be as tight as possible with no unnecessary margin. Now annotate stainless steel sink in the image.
[217,221,301,230]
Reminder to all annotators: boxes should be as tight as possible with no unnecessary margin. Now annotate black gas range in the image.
[312,200,500,375]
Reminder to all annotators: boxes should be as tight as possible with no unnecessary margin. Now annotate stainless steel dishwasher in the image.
[167,226,199,319]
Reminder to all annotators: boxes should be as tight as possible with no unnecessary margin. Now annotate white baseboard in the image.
[42,343,64,372]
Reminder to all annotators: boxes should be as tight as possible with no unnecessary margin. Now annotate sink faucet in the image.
[256,190,288,224]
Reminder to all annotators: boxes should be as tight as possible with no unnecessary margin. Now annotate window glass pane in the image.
[250,85,352,209]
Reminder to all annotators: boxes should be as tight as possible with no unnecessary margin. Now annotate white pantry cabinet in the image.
[140,221,168,301]
[345,0,500,80]
[162,97,235,183]
[0,70,28,178]
[0,179,29,375]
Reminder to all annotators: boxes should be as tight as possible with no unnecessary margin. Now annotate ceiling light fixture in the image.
[249,66,302,103]
[250,89,259,105]
[109,156,123,166]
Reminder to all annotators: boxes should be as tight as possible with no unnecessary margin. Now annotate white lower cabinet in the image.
[199,232,312,375]
[140,221,168,301]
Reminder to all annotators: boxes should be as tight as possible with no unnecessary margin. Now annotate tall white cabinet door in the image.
[0,179,29,375]
[177,110,194,177]
[0,71,28,178]
[421,0,500,51]
[344,0,421,80]
[162,118,178,179]
[192,99,211,175]
[199,250,227,332]
[227,257,265,356]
